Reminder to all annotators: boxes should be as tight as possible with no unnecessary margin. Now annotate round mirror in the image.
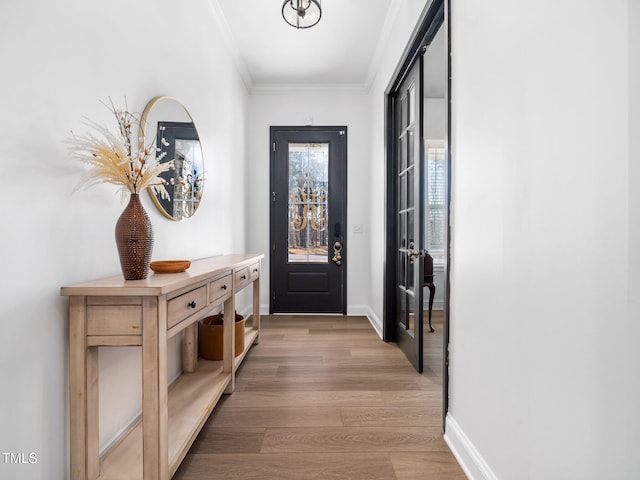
[140,96,204,221]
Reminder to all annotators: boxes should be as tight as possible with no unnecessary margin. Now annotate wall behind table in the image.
[0,1,248,478]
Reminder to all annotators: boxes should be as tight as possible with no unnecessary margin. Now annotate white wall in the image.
[366,0,432,327]
[629,6,640,476]
[0,1,249,478]
[446,1,640,479]
[246,91,372,317]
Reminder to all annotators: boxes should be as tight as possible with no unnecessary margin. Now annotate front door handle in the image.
[332,241,343,265]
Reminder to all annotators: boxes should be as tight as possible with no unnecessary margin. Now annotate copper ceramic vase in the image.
[115,193,153,280]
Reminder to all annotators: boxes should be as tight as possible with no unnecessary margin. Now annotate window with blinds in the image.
[426,142,446,266]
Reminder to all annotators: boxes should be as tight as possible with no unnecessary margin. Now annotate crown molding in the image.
[206,0,254,91]
[249,83,368,95]
[363,0,404,92]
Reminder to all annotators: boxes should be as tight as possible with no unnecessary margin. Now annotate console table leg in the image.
[69,297,100,480]
[86,347,99,479]
[253,279,260,344]
[141,296,168,480]
[182,323,198,373]
[223,296,235,393]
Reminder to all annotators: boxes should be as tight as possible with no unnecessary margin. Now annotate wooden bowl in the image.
[149,260,191,274]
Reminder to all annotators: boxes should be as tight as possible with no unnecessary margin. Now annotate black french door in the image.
[393,59,425,372]
[270,126,347,314]
[384,0,446,374]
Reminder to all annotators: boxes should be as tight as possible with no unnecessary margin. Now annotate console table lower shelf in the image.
[98,327,258,480]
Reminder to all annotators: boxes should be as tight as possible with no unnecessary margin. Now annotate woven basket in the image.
[199,313,245,360]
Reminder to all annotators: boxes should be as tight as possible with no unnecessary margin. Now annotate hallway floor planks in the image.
[173,314,466,480]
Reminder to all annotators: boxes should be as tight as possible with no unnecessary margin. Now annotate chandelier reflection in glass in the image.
[282,0,322,29]
[288,143,329,263]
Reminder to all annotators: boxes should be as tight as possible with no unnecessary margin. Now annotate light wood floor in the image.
[174,313,466,480]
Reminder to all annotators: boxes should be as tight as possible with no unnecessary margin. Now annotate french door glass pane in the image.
[406,165,414,209]
[407,209,415,290]
[399,131,407,171]
[407,129,415,167]
[407,291,415,335]
[399,288,409,329]
[288,143,329,263]
[398,290,416,333]
[408,84,416,126]
[399,212,407,249]
[399,173,407,211]
[398,252,407,290]
[401,95,408,131]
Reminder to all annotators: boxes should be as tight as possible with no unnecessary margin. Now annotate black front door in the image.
[270,126,347,313]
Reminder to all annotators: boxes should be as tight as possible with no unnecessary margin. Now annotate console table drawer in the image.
[209,273,232,304]
[248,261,260,281]
[234,266,250,290]
[167,285,207,329]
[235,262,260,291]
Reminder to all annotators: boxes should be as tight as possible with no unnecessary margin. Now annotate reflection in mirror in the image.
[140,96,204,221]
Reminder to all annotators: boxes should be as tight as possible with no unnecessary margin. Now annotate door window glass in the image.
[288,143,329,263]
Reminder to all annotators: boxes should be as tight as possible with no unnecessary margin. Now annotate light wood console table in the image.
[61,254,263,480]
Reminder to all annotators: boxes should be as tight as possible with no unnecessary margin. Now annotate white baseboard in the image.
[100,370,183,457]
[430,300,445,310]
[423,303,445,311]
[347,304,383,339]
[444,415,499,480]
[100,413,141,457]
[237,304,270,317]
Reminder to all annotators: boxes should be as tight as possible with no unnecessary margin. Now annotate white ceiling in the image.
[211,0,402,91]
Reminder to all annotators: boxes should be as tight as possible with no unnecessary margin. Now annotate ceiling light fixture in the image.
[282,0,322,29]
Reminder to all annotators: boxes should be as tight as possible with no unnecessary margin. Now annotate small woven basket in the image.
[199,313,245,360]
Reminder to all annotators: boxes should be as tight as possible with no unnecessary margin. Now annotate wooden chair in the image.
[424,253,436,332]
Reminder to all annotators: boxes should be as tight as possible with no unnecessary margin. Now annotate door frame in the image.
[269,125,348,314]
[383,0,452,428]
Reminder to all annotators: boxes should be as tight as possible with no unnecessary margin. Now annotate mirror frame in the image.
[140,96,204,221]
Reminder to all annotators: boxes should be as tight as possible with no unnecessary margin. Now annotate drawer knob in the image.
[188,301,197,309]
[253,268,258,272]
[241,275,247,280]
[221,284,228,290]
